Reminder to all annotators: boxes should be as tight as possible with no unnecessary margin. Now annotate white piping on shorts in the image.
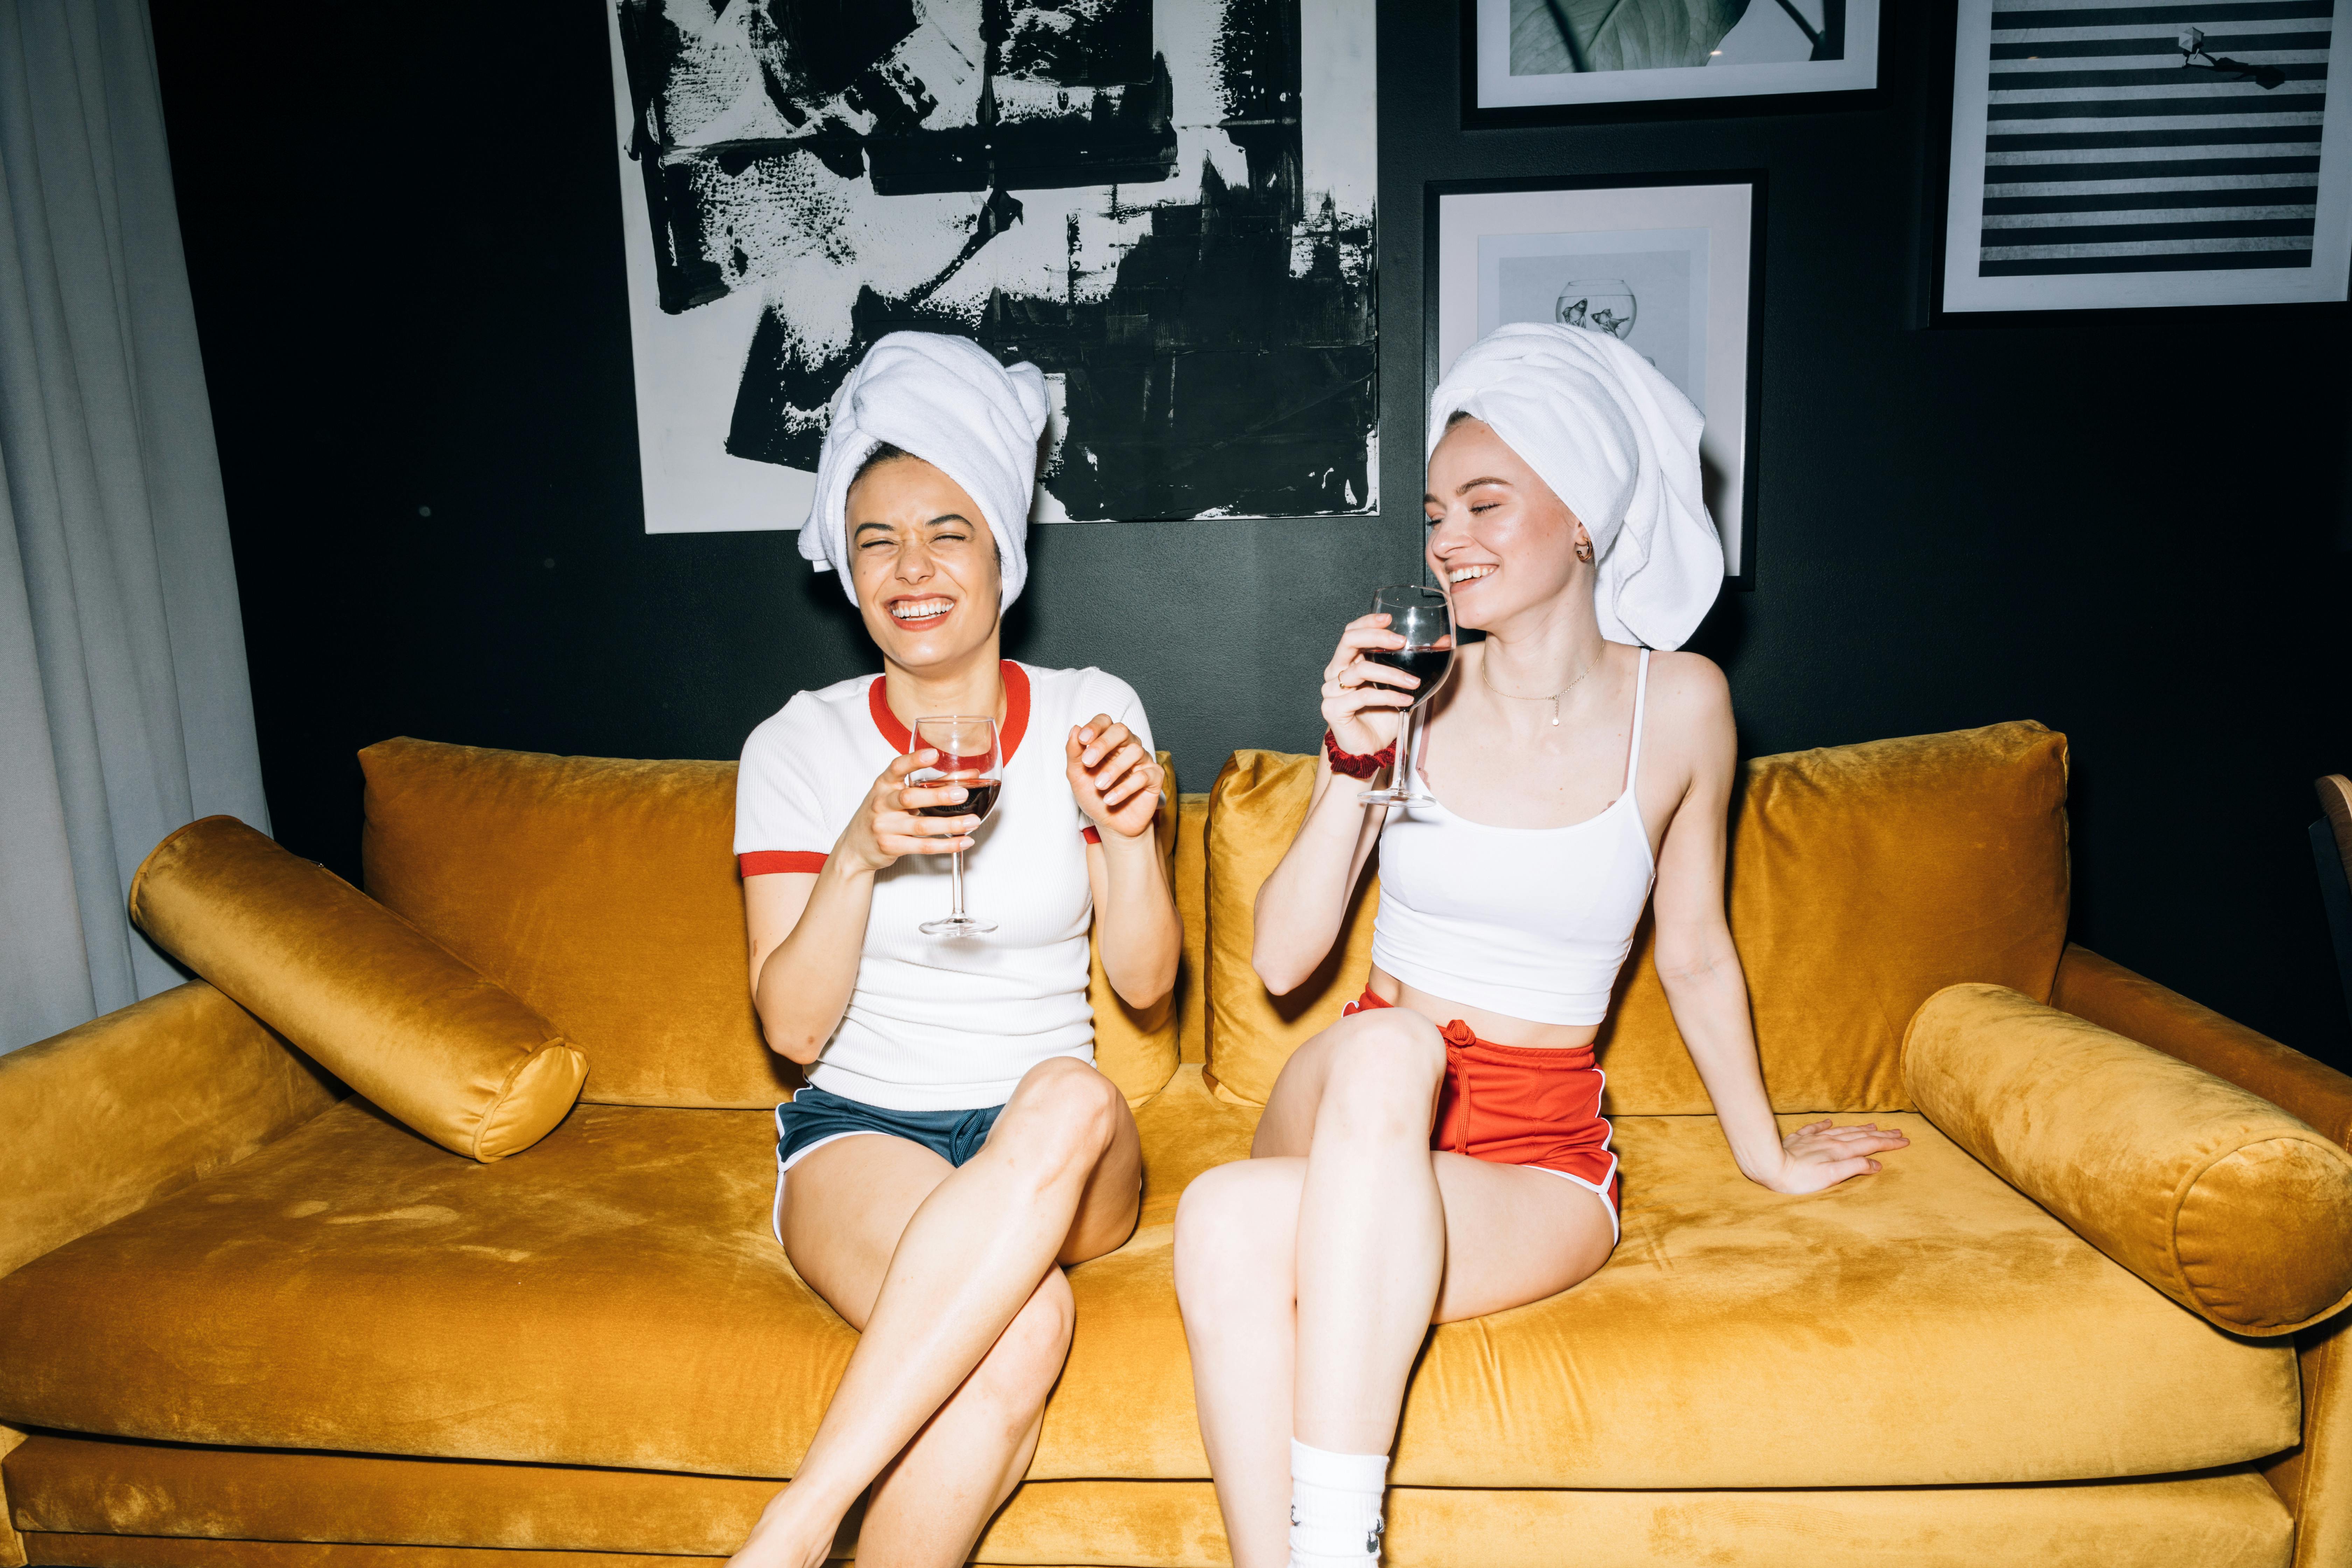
[1525,1065,1618,1245]
[770,1098,895,1247]
[1528,1151,1620,1245]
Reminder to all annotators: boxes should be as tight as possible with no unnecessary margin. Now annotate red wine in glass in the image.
[912,781,1000,819]
[1363,647,1453,700]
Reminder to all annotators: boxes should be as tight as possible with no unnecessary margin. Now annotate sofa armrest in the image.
[2052,944,2352,1148]
[0,980,341,1281]
[1904,983,2352,1336]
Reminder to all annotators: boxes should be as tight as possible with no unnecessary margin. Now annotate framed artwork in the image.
[1464,0,1880,122]
[605,0,1378,534]
[1937,0,2352,317]
[1425,175,1764,584]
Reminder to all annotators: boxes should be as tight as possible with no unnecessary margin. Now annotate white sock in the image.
[1288,1438,1389,1567]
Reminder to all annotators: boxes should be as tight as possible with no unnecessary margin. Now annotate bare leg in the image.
[1176,1009,1616,1568]
[1266,1008,1449,1455]
[730,1058,1142,1568]
[856,1269,1075,1566]
[1175,1156,1304,1568]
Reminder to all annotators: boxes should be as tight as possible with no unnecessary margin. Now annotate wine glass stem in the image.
[950,848,966,921]
[1397,703,1426,794]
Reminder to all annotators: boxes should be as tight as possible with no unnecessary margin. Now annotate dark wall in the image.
[151,2,2352,1066]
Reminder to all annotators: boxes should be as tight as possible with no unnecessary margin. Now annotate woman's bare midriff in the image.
[1365,966,1602,1050]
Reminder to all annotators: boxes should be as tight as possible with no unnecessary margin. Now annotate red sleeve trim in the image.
[1081,826,1101,844]
[740,850,827,877]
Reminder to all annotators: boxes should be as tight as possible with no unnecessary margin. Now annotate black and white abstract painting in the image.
[1941,0,2351,312]
[1431,178,1759,578]
[606,0,1378,533]
[1470,0,1878,111]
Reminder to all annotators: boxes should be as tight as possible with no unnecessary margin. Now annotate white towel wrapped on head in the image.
[799,331,1052,609]
[1428,322,1723,651]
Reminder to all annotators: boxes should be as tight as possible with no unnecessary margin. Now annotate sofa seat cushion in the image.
[0,1076,2297,1488]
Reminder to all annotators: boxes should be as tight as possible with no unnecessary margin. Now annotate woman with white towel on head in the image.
[1172,322,1910,1568]
[729,332,1180,1568]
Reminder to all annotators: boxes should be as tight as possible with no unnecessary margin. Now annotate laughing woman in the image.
[1172,323,1909,1568]
[728,334,1179,1568]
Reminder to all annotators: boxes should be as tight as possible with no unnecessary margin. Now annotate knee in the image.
[1319,1012,1445,1132]
[1174,1165,1295,1313]
[974,1269,1075,1403]
[1007,1057,1123,1169]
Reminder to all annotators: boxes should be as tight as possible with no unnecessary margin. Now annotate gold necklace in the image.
[1478,651,1595,726]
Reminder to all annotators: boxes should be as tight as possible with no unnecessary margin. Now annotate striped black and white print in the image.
[1945,0,2352,309]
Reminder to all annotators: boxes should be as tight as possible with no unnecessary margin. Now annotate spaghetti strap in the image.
[1623,649,1651,794]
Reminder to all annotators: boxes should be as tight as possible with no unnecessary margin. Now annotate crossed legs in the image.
[730,1056,1142,1568]
[1174,1008,1616,1568]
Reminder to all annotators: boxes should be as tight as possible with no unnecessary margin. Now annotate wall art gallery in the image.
[607,0,1378,534]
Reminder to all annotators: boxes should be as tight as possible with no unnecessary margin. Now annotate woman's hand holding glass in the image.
[1320,611,1423,758]
[1066,714,1162,840]
[838,749,982,874]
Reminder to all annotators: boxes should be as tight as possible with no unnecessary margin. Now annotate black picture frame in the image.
[1918,0,2352,331]
[1423,172,1768,592]
[1460,0,1886,130]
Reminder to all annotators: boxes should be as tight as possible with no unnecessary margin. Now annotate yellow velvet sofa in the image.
[4,721,2352,1568]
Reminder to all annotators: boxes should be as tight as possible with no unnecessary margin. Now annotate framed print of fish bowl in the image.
[1426,174,1765,584]
[1465,0,1881,122]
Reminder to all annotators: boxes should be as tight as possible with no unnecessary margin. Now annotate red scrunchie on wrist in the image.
[1324,729,1395,779]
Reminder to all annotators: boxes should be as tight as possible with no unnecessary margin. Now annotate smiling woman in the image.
[726,332,1181,1568]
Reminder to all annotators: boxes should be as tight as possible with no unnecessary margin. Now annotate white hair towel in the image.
[799,331,1052,609]
[1428,322,1724,651]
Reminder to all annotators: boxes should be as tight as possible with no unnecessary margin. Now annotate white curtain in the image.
[0,0,267,1052]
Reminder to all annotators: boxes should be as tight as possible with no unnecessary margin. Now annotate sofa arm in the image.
[2053,944,2352,1148]
[1904,983,2352,1336]
[0,981,342,1281]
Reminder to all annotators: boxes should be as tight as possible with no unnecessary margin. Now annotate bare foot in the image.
[726,1486,836,1568]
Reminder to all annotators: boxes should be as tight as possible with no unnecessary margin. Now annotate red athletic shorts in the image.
[1342,987,1619,1225]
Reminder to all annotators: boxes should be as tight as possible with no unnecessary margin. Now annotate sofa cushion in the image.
[358,738,1179,1111]
[1906,983,2352,1335]
[1206,722,2070,1111]
[1,1436,2297,1568]
[131,817,585,1162]
[0,1070,2291,1489]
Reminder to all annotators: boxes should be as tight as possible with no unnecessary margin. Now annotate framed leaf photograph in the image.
[1466,0,1881,121]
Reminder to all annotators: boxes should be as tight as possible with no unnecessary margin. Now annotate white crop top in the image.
[1370,649,1657,1027]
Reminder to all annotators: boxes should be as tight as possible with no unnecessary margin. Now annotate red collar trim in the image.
[867,660,1030,763]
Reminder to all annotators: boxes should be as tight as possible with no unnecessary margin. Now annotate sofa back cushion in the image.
[1204,721,2069,1113]
[359,738,1179,1109]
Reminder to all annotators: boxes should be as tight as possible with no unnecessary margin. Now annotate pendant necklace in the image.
[1478,651,1596,726]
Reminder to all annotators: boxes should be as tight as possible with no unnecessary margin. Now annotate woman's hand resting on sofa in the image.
[1760,1119,1912,1194]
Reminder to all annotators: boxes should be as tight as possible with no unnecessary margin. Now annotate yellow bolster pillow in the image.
[130,817,587,1162]
[1903,983,2352,1335]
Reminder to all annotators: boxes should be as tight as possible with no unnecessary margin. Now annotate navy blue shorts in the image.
[771,1086,1005,1242]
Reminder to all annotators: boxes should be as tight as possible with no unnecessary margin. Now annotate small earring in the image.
[1575,539,1594,563]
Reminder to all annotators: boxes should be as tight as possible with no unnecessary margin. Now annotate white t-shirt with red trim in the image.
[733,660,1153,1112]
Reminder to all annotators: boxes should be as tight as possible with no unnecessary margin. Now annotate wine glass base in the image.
[920,915,999,937]
[1358,787,1432,806]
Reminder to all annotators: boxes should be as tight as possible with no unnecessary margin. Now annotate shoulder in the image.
[1644,649,1729,715]
[741,677,874,771]
[1642,649,1733,758]
[1018,662,1147,720]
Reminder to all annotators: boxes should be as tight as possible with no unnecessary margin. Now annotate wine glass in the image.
[909,715,1002,937]
[1357,584,1456,807]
